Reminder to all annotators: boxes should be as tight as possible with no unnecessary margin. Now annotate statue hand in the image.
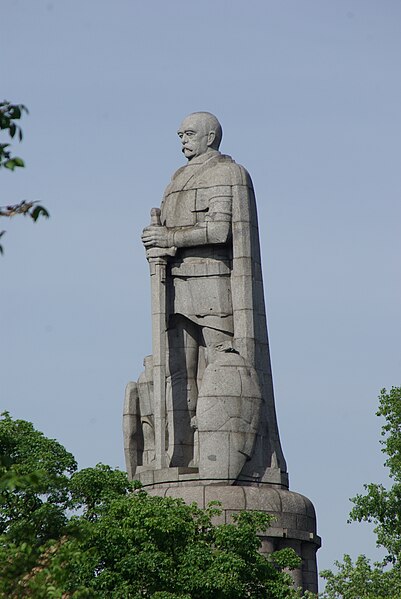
[141,225,170,248]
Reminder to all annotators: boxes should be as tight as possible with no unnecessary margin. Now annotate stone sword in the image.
[146,208,176,470]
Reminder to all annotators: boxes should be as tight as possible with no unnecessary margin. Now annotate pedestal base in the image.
[144,481,321,593]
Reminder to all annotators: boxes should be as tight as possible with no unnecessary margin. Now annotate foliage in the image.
[320,387,401,597]
[0,411,77,544]
[44,495,302,599]
[320,554,401,598]
[0,411,77,596]
[0,200,49,222]
[0,100,49,254]
[0,413,306,598]
[349,386,401,562]
[0,101,27,171]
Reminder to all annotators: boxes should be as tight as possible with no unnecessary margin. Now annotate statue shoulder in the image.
[205,155,254,188]
[163,165,186,197]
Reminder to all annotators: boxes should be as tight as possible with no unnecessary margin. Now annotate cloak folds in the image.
[124,153,288,486]
[162,153,288,485]
[230,160,287,485]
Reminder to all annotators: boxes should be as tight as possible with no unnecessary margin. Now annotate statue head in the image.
[177,112,223,161]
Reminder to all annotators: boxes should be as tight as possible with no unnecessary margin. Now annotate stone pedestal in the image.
[136,470,321,594]
[126,113,321,594]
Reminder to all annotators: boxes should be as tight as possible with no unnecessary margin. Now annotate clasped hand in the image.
[141,225,170,248]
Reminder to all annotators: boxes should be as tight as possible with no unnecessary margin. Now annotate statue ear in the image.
[207,130,216,147]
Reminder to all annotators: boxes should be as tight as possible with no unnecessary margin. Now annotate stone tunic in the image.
[159,149,288,483]
[161,150,234,333]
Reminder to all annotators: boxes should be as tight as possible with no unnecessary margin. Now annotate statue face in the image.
[177,114,214,161]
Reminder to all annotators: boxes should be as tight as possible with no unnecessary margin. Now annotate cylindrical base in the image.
[146,483,321,594]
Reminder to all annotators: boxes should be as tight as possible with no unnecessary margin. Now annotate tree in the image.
[321,554,401,598]
[0,100,49,253]
[0,413,308,598]
[321,387,401,598]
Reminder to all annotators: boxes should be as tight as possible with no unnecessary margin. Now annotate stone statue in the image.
[124,111,287,486]
[123,112,321,593]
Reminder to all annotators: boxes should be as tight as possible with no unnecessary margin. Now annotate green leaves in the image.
[377,387,401,481]
[0,413,78,597]
[0,100,49,253]
[31,204,50,221]
[0,414,305,598]
[69,463,132,521]
[321,554,401,598]
[348,388,401,564]
[321,388,401,597]
[0,101,27,170]
[0,200,50,221]
[0,101,27,137]
[53,492,301,598]
[4,156,25,170]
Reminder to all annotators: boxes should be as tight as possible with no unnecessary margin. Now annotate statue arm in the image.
[142,191,232,250]
[170,222,229,248]
[169,195,232,248]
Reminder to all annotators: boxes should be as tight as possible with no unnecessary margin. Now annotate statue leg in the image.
[167,314,199,467]
[201,327,234,365]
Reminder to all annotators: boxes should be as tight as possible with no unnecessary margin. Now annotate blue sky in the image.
[2,0,401,582]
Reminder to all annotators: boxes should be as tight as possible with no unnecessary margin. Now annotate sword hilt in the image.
[150,207,161,226]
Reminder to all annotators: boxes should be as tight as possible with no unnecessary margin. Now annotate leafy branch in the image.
[0,200,49,221]
[0,101,28,170]
[0,100,49,254]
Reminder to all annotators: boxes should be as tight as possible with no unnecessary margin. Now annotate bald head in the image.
[188,112,223,149]
[177,112,223,161]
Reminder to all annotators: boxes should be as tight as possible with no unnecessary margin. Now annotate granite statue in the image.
[122,112,321,593]
[124,111,287,486]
